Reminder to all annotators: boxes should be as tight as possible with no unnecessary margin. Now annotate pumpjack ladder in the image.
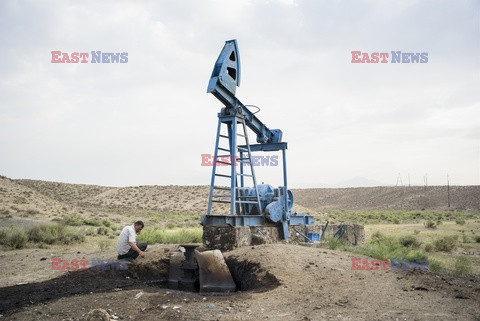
[207,116,262,216]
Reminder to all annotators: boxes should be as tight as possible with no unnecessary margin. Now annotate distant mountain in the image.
[331,176,388,188]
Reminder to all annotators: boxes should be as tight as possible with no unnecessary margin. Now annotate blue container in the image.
[308,233,320,242]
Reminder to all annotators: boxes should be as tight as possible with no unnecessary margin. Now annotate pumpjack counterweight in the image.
[201,40,314,240]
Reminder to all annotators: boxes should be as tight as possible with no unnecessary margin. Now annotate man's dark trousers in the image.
[118,243,147,260]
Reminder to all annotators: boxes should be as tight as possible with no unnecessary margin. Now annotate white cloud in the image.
[0,0,478,187]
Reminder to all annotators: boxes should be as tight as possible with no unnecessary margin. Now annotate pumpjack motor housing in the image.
[201,39,314,240]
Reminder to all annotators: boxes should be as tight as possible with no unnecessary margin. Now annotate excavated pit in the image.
[224,257,280,291]
[167,247,280,293]
[0,253,279,314]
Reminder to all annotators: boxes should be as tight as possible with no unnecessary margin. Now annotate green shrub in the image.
[433,235,458,252]
[399,235,421,248]
[38,242,49,249]
[98,239,112,250]
[0,227,28,249]
[428,259,444,273]
[137,227,202,244]
[413,230,420,235]
[62,215,85,226]
[321,236,346,250]
[85,227,96,236]
[358,233,427,261]
[102,218,113,227]
[371,231,385,240]
[424,220,437,229]
[475,235,480,243]
[28,224,59,244]
[392,218,400,224]
[424,243,434,252]
[164,229,203,244]
[454,256,472,277]
[28,223,85,245]
[97,227,109,235]
[84,218,102,226]
[455,219,466,225]
[166,222,176,229]
[137,227,165,243]
[461,233,471,243]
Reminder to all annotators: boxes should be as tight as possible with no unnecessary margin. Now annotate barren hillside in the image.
[293,186,480,212]
[1,176,478,222]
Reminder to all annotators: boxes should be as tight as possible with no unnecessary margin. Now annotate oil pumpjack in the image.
[201,39,314,240]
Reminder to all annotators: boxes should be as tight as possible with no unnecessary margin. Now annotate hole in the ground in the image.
[225,257,280,292]
[166,248,279,293]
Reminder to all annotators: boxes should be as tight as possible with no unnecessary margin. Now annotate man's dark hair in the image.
[134,221,144,228]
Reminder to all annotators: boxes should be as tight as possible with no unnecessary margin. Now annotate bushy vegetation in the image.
[98,239,112,250]
[61,214,118,227]
[433,235,458,252]
[321,210,480,225]
[137,227,202,244]
[0,227,28,249]
[398,235,421,248]
[97,226,109,235]
[454,256,472,277]
[28,223,85,245]
[428,258,444,273]
[0,223,85,249]
[356,232,427,261]
[424,243,434,252]
[320,236,350,251]
[424,220,437,229]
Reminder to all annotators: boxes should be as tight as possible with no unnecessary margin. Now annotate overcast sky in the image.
[0,0,479,188]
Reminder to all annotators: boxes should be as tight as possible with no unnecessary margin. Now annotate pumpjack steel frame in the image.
[200,40,313,240]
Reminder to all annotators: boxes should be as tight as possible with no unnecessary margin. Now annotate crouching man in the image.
[116,220,147,262]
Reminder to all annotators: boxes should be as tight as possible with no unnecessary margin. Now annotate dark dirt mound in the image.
[0,259,169,314]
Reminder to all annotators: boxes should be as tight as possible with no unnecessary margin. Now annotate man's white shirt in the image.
[116,225,136,255]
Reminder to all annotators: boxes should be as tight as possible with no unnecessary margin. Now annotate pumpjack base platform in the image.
[202,223,365,251]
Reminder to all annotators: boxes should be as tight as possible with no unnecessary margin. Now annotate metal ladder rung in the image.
[216,154,232,158]
[237,147,249,152]
[237,195,258,199]
[237,133,245,137]
[237,173,252,177]
[215,160,231,165]
[212,194,230,198]
[219,134,229,139]
[212,200,231,204]
[236,201,260,204]
[218,147,230,152]
[213,186,230,191]
[215,174,231,178]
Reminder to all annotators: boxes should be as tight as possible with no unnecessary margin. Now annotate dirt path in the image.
[0,244,479,321]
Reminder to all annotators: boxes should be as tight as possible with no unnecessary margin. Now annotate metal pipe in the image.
[293,227,312,243]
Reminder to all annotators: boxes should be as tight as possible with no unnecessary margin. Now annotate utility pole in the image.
[396,173,403,186]
[447,174,450,208]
